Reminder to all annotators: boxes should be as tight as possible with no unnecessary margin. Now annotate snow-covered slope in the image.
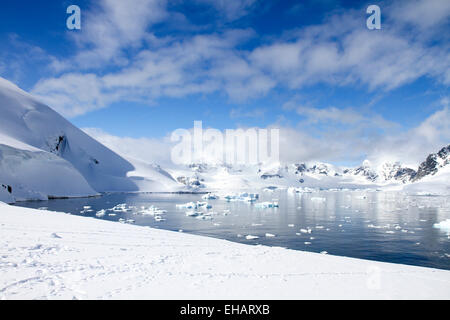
[1,202,449,300]
[0,141,97,201]
[404,165,450,195]
[0,77,181,202]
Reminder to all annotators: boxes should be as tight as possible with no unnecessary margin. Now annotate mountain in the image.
[171,145,450,193]
[0,77,181,202]
[1,77,448,200]
[379,162,416,183]
[413,145,450,181]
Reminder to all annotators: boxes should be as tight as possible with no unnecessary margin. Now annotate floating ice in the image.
[433,219,450,232]
[265,233,276,238]
[293,187,314,193]
[96,209,106,217]
[111,204,130,212]
[202,193,219,200]
[311,197,326,203]
[138,206,167,216]
[224,192,259,202]
[186,211,200,217]
[254,201,279,209]
[80,206,94,214]
[176,202,198,210]
[246,235,259,240]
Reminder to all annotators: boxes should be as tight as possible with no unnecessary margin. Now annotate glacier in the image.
[0,77,181,203]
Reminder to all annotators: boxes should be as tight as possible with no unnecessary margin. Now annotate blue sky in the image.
[0,0,449,166]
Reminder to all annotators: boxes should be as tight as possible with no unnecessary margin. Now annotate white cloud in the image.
[193,0,259,21]
[23,0,450,119]
[82,98,450,169]
[32,73,113,117]
[249,4,450,91]
[83,128,174,166]
[389,0,450,29]
[69,0,169,69]
[367,100,450,167]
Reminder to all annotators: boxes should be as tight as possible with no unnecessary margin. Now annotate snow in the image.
[0,202,449,300]
[0,143,97,202]
[0,77,183,202]
[1,77,448,199]
[434,219,450,232]
[0,185,14,204]
[403,166,450,195]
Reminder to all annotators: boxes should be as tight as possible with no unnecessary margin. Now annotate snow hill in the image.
[0,77,181,203]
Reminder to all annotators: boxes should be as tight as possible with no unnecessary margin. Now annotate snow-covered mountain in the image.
[170,144,450,194]
[0,77,181,202]
[1,77,448,201]
[413,145,450,181]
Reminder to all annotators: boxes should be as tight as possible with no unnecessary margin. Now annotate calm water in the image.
[14,190,450,270]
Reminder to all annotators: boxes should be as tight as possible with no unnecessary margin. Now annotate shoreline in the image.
[1,201,449,300]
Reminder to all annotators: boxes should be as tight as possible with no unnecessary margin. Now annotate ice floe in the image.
[433,219,450,232]
[254,201,279,209]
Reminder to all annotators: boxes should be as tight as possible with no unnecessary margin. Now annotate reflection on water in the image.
[14,190,450,270]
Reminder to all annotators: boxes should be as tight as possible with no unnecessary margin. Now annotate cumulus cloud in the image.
[249,4,450,91]
[83,127,174,166]
[82,97,450,169]
[68,0,169,69]
[367,98,450,168]
[26,0,450,118]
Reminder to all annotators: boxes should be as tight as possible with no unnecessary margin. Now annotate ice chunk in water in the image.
[254,201,279,209]
[434,219,450,232]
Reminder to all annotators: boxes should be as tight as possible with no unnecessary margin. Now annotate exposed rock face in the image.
[413,145,450,182]
[394,167,417,183]
[294,163,307,174]
[380,162,416,184]
[1,184,12,194]
[343,161,379,182]
[293,163,336,176]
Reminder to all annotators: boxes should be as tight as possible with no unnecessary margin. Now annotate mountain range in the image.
[0,77,448,203]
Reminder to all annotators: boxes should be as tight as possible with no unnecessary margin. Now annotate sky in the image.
[0,0,449,167]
